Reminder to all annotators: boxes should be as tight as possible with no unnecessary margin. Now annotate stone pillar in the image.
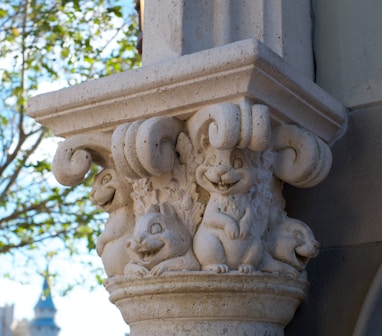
[27,2,347,336]
[143,0,314,79]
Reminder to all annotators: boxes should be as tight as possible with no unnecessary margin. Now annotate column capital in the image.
[28,36,347,336]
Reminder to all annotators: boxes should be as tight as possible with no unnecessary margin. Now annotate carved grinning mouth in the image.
[295,253,309,266]
[99,190,115,208]
[137,248,161,262]
[210,181,237,192]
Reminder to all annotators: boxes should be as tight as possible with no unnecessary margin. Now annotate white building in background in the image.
[0,304,14,336]
[0,277,60,336]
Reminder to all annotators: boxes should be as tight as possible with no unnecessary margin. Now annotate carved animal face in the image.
[126,203,191,269]
[196,147,256,195]
[267,219,319,271]
[91,168,132,213]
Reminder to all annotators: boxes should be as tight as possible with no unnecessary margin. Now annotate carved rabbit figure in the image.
[261,218,320,277]
[125,202,200,277]
[90,168,134,276]
[193,146,265,273]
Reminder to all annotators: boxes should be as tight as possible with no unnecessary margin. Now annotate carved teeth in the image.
[295,252,309,267]
[141,250,158,261]
[218,183,230,191]
[212,182,236,191]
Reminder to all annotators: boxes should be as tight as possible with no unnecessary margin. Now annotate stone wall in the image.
[313,0,382,108]
[285,104,382,335]
[285,1,382,332]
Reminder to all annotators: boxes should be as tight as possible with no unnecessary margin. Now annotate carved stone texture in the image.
[105,273,308,336]
[91,168,134,277]
[27,38,346,144]
[50,100,330,335]
[125,202,199,277]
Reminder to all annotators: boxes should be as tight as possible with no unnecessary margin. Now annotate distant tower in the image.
[0,304,14,336]
[29,273,60,336]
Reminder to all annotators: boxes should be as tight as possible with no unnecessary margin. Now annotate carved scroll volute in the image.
[52,133,113,186]
[112,116,183,179]
[187,101,271,152]
[271,124,332,188]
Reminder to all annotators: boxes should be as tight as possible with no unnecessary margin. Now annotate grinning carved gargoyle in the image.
[91,168,134,276]
[125,202,200,277]
[260,217,320,277]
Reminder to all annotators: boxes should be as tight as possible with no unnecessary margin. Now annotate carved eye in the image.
[208,154,216,165]
[101,174,112,185]
[293,230,304,242]
[150,223,163,234]
[233,157,243,169]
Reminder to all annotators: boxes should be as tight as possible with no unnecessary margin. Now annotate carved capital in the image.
[49,99,331,334]
[52,101,325,281]
[28,30,347,335]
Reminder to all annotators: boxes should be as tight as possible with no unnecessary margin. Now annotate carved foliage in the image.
[53,104,330,279]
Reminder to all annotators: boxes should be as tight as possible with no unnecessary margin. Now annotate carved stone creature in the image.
[261,218,320,277]
[193,146,265,273]
[125,202,200,277]
[90,168,134,276]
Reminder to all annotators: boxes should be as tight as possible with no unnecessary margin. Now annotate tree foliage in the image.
[0,0,140,260]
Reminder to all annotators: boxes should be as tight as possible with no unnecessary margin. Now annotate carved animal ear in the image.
[159,202,176,218]
[187,103,241,152]
[238,101,271,152]
[187,102,271,154]
[96,168,116,182]
[147,204,160,213]
[271,124,332,188]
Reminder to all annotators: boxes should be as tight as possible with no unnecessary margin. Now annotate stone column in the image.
[27,2,347,336]
[143,0,314,78]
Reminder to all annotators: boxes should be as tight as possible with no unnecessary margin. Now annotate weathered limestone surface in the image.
[27,38,345,142]
[313,0,382,107]
[143,0,314,79]
[27,2,348,335]
[27,46,345,334]
[284,105,382,335]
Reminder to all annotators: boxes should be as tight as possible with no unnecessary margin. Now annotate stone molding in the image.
[105,273,308,336]
[27,38,346,143]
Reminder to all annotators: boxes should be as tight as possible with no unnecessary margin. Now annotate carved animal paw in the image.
[238,229,250,240]
[124,263,149,277]
[226,224,240,240]
[238,264,254,274]
[151,264,168,276]
[203,264,229,273]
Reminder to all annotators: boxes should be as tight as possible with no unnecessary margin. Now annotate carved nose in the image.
[135,234,145,244]
[215,166,229,177]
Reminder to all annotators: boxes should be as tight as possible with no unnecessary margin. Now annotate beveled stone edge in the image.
[27,38,347,144]
[105,272,309,300]
[105,272,308,329]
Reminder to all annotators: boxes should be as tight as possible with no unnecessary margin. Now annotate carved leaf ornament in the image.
[52,102,329,278]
